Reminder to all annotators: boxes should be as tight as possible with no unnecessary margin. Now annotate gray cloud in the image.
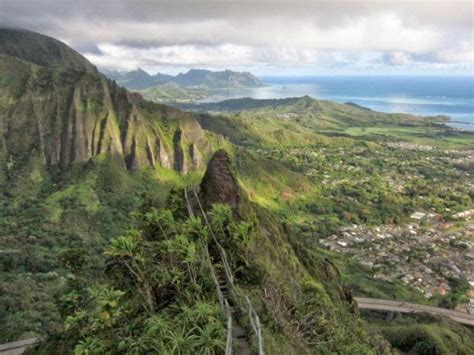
[0,0,472,74]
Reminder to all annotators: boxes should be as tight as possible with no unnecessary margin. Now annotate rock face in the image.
[200,150,240,210]
[0,28,213,172]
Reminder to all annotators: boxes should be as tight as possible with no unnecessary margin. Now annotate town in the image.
[319,214,474,314]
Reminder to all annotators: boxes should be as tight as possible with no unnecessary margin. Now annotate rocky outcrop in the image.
[0,29,214,173]
[200,150,240,210]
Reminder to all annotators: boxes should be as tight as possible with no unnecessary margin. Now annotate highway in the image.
[355,297,474,326]
[0,338,38,354]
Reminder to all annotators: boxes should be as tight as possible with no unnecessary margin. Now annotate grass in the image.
[299,245,430,304]
[44,184,100,223]
[366,315,474,354]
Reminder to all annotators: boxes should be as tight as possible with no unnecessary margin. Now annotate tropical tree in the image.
[55,206,228,354]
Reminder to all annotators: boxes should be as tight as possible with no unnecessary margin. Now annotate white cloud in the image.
[62,12,442,53]
[1,0,472,73]
[437,40,474,63]
[84,43,330,72]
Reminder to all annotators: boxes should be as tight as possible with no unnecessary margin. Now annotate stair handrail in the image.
[184,186,194,217]
[246,296,264,355]
[184,186,233,354]
[190,184,265,355]
[224,299,233,355]
[191,185,234,286]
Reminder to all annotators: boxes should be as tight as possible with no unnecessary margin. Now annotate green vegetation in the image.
[141,82,210,104]
[365,314,474,355]
[186,97,473,354]
[26,193,386,354]
[38,205,231,354]
[0,156,179,342]
[342,125,474,150]
[1,28,473,354]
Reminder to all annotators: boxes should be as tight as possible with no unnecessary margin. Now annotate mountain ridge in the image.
[106,67,263,90]
[0,28,219,173]
[0,28,97,73]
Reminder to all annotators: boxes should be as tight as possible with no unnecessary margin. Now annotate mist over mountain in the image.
[105,67,263,90]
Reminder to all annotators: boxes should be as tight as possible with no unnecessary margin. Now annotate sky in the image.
[0,0,473,75]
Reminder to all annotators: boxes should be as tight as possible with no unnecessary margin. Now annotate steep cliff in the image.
[0,28,214,173]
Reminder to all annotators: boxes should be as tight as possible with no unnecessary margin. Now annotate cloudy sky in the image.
[1,0,472,75]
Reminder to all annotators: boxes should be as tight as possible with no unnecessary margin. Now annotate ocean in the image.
[203,75,474,131]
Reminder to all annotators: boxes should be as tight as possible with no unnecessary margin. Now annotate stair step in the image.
[232,325,246,338]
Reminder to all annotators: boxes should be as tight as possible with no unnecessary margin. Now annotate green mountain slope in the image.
[185,96,449,132]
[0,28,218,174]
[0,28,96,72]
[140,82,210,104]
[0,29,376,352]
[31,151,387,354]
[1,29,473,354]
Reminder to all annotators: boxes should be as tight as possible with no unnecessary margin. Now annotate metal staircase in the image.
[184,185,264,355]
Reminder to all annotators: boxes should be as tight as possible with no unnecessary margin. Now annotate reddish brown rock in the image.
[200,150,240,210]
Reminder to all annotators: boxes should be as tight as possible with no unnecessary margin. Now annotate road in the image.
[0,338,38,354]
[355,297,474,326]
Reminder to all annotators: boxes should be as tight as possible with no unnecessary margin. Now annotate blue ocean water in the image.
[204,75,474,131]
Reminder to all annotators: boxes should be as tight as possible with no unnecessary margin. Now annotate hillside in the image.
[0,28,385,354]
[30,150,389,354]
[140,82,210,104]
[0,29,219,174]
[179,96,465,151]
[1,29,473,355]
[0,28,96,73]
[183,96,449,128]
[106,68,263,90]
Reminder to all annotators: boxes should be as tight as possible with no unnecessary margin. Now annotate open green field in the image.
[342,125,474,149]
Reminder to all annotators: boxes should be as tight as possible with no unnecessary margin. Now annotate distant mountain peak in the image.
[106,67,263,90]
[186,68,210,73]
